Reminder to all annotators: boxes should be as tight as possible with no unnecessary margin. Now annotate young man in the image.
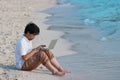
[15,22,70,76]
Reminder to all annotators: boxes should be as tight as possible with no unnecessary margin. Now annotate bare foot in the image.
[59,69,71,73]
[63,70,71,73]
[52,71,65,76]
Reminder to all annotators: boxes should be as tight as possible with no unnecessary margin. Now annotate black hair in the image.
[24,22,40,35]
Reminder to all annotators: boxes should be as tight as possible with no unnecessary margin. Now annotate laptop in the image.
[42,39,58,50]
[48,39,58,49]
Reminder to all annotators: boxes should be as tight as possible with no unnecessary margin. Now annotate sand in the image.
[0,0,75,80]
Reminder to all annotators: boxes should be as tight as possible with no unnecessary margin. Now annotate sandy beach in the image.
[0,0,75,80]
[1,0,120,80]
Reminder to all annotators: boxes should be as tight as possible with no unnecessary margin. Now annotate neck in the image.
[24,34,30,40]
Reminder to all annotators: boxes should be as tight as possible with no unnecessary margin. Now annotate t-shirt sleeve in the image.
[19,41,27,56]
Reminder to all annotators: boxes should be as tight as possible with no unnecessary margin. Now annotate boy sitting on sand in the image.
[15,22,70,76]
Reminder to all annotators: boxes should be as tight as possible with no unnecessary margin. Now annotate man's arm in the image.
[22,45,46,61]
[22,48,38,60]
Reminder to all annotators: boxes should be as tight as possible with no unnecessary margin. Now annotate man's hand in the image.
[36,45,46,50]
[40,45,46,47]
[32,48,38,53]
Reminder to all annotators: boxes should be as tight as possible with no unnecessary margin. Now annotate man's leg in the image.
[45,61,65,76]
[39,51,65,76]
[22,50,65,76]
[44,50,70,73]
[21,51,42,71]
[51,58,71,73]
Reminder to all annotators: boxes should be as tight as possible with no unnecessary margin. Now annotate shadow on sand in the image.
[0,64,16,70]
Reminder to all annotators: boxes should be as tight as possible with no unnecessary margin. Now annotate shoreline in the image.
[40,1,120,80]
[32,3,76,57]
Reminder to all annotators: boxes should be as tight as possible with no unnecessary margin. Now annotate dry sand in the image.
[0,0,75,80]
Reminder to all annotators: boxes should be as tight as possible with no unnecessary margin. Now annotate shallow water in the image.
[43,0,120,80]
[45,0,120,41]
[57,39,120,80]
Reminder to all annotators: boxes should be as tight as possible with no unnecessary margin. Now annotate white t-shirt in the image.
[15,35,32,69]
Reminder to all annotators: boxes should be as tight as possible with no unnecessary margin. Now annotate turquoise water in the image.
[43,0,120,80]
[45,0,120,40]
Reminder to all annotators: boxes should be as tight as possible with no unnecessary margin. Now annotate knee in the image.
[45,50,54,60]
[45,50,53,55]
[38,51,49,65]
[39,51,47,57]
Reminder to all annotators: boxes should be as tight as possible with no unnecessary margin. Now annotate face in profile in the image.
[26,32,36,40]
